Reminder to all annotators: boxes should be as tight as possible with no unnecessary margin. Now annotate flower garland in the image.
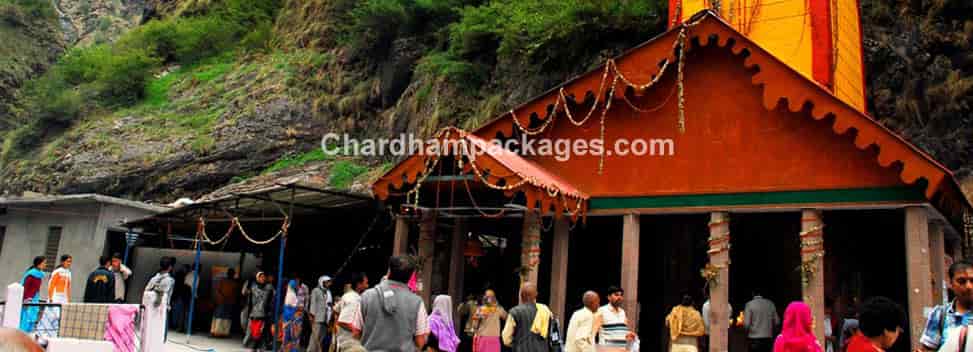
[703,218,730,288]
[401,127,586,219]
[509,25,693,175]
[799,223,825,288]
[701,262,724,288]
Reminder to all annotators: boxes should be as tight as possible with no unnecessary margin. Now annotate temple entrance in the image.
[824,209,910,352]
[563,216,623,317]
[639,214,711,352]
[728,212,802,351]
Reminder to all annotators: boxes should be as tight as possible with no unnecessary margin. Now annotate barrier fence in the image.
[3,284,167,352]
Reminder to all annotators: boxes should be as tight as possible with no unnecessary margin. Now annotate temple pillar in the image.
[622,213,640,330]
[708,212,730,352]
[520,210,542,288]
[393,216,410,257]
[905,206,933,346]
[800,209,826,348]
[449,218,468,306]
[550,216,570,325]
[929,222,946,305]
[419,211,437,306]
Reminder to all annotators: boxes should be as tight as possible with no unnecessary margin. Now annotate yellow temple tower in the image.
[669,0,867,112]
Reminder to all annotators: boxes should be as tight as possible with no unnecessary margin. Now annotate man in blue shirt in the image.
[920,259,973,351]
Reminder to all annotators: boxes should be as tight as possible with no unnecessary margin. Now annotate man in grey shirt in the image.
[744,290,779,352]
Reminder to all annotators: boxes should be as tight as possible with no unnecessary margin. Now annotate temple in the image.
[372,11,972,352]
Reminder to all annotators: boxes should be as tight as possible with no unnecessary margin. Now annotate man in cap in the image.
[309,275,334,352]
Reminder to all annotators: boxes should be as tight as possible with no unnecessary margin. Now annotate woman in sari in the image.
[20,256,47,333]
[427,295,461,352]
[280,278,304,352]
[665,295,705,352]
[773,302,823,352]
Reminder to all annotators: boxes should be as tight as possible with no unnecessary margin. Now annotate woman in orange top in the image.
[48,255,72,303]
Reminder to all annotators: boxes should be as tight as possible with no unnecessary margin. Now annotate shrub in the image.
[95,48,162,105]
[449,0,661,70]
[416,51,485,90]
[121,16,239,65]
[346,0,413,53]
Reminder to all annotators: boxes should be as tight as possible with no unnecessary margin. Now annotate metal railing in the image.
[18,302,143,351]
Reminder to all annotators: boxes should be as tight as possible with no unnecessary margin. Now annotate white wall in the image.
[0,202,160,302]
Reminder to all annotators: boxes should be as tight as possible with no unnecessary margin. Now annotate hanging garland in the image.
[508,24,694,175]
[702,218,730,288]
[799,223,825,288]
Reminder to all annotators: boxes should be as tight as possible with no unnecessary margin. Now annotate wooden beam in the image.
[621,213,640,329]
[550,216,570,326]
[905,206,933,346]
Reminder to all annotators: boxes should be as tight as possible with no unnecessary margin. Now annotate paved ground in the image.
[165,332,250,352]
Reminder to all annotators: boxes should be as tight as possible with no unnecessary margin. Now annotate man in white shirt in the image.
[593,286,635,352]
[702,298,733,352]
[111,253,132,303]
[566,291,600,352]
[335,272,369,352]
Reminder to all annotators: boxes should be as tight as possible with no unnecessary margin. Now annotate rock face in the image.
[0,0,970,203]
[55,0,146,46]
[0,4,64,128]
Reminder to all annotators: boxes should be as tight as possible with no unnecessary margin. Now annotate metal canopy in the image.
[124,180,373,229]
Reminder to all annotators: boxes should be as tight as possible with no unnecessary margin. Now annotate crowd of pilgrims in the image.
[24,254,973,352]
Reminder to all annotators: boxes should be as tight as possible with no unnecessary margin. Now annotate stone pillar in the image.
[622,213,640,330]
[521,210,541,287]
[929,222,946,305]
[550,216,571,325]
[800,209,826,348]
[905,206,933,347]
[3,283,23,328]
[393,216,410,257]
[708,212,730,352]
[449,218,468,306]
[419,211,437,306]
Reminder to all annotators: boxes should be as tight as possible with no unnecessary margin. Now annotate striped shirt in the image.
[597,305,629,349]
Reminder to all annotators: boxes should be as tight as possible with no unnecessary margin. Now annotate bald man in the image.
[502,282,553,352]
[566,291,600,352]
[0,328,44,352]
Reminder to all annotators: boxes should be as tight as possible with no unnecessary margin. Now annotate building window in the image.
[45,227,62,272]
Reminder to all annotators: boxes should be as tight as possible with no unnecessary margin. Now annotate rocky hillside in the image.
[0,0,969,202]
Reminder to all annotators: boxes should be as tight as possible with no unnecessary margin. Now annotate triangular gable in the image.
[465,11,969,224]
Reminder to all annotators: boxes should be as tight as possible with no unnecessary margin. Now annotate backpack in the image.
[548,315,563,352]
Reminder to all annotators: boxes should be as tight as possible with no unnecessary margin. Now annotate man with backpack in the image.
[919,258,973,351]
[502,282,562,352]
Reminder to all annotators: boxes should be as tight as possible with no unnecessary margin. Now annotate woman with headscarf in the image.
[472,289,507,352]
[665,295,705,352]
[280,278,304,352]
[245,272,275,351]
[427,295,461,352]
[20,256,47,333]
[773,302,823,352]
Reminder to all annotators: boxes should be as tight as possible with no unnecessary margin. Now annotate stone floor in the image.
[165,332,251,352]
